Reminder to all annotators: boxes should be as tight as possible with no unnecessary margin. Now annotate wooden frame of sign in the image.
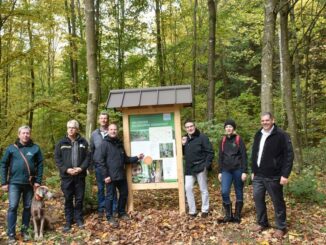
[122,105,185,214]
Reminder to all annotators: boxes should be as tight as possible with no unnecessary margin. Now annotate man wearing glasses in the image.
[55,120,90,232]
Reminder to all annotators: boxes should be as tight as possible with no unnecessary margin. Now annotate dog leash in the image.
[14,144,35,186]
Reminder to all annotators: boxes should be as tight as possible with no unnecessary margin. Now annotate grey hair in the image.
[18,125,31,134]
[67,119,79,129]
[261,112,274,119]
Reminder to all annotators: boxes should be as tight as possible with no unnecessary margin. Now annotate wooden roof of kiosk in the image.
[106,85,192,214]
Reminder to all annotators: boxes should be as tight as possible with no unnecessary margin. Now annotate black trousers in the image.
[252,176,287,230]
[105,179,128,218]
[61,175,86,223]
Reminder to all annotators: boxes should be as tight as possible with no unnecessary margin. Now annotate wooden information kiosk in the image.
[106,85,192,214]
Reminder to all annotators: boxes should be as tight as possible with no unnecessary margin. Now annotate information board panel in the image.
[129,113,178,183]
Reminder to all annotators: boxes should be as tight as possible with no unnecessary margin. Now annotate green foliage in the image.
[84,174,97,210]
[302,144,326,172]
[44,174,61,190]
[286,168,326,205]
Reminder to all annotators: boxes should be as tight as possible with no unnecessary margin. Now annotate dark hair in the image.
[98,111,109,118]
[261,112,274,119]
[184,119,195,126]
[224,119,236,129]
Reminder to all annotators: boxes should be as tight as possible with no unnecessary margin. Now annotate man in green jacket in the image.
[1,125,43,243]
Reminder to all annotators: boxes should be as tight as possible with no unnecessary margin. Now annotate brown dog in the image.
[31,186,53,240]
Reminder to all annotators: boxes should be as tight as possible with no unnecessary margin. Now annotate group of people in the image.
[0,111,293,242]
[182,112,294,239]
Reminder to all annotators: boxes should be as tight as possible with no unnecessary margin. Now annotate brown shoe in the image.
[251,225,267,232]
[273,229,286,239]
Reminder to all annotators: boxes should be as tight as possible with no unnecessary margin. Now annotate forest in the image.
[0,0,325,244]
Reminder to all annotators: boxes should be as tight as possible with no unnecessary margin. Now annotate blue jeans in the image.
[95,166,118,213]
[95,166,106,213]
[221,169,244,204]
[7,184,33,237]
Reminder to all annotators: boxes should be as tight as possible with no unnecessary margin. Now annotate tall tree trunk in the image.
[94,0,102,98]
[85,0,99,140]
[70,0,79,102]
[0,0,16,125]
[289,5,303,132]
[261,0,277,113]
[155,0,164,86]
[65,0,79,103]
[219,38,230,118]
[77,0,88,93]
[27,19,35,128]
[207,0,216,120]
[191,0,198,120]
[279,0,304,171]
[117,0,125,89]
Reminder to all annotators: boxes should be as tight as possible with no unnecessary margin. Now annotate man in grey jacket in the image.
[90,112,117,219]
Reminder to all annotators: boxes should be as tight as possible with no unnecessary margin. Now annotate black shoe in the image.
[119,213,131,221]
[189,213,197,218]
[201,212,209,218]
[233,201,243,223]
[7,236,16,244]
[218,202,234,223]
[21,232,30,242]
[107,217,119,228]
[76,220,84,228]
[63,223,72,232]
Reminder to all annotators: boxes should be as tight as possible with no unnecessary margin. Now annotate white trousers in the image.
[185,168,209,214]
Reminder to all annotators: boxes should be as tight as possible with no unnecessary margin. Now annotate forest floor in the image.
[0,181,325,245]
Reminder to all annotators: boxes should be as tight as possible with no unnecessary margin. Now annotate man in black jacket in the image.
[55,120,90,232]
[251,112,294,239]
[182,119,214,218]
[99,123,143,228]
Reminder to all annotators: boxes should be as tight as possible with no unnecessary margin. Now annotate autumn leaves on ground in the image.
[0,182,325,244]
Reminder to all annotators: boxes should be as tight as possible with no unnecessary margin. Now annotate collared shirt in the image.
[257,126,274,167]
[100,131,107,139]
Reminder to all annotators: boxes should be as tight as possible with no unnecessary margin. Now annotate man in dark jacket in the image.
[251,112,294,239]
[99,123,143,228]
[1,125,43,243]
[182,119,214,218]
[55,119,90,232]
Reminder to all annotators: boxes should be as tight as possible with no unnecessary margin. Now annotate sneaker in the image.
[107,217,119,228]
[7,236,16,244]
[201,212,208,218]
[21,232,30,242]
[76,220,84,228]
[63,223,72,233]
[119,214,131,221]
